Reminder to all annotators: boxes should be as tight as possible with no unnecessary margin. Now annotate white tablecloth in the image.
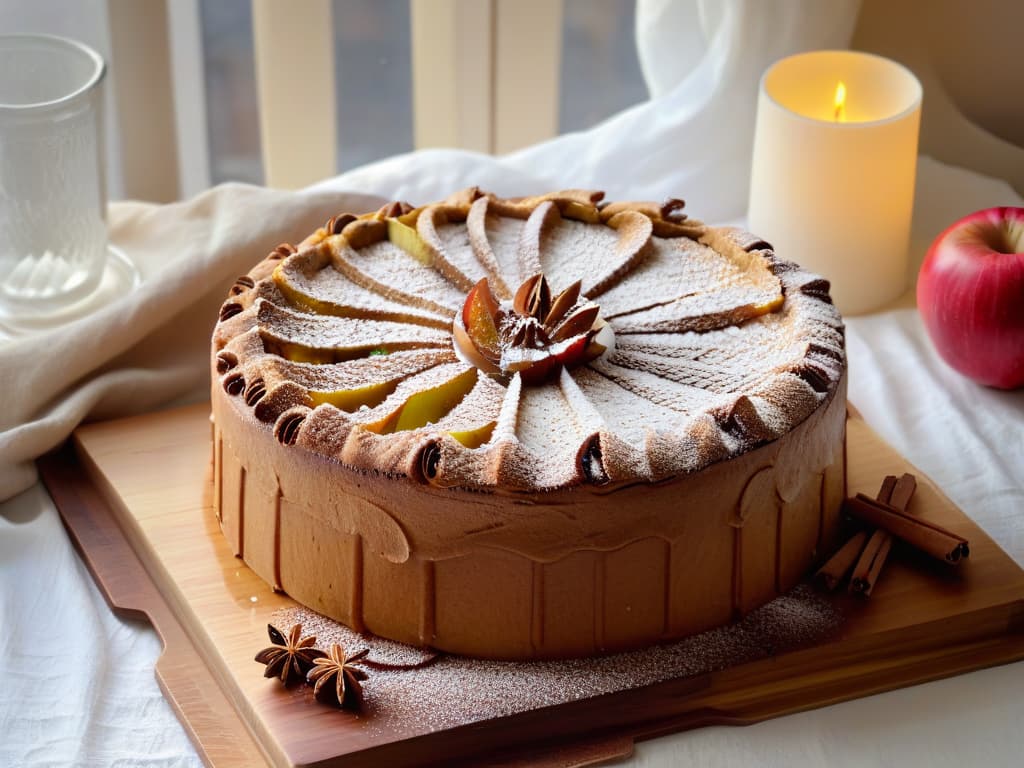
[2,156,1022,767]
[2,1,1022,760]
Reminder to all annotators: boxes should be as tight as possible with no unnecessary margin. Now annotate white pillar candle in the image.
[748,51,922,315]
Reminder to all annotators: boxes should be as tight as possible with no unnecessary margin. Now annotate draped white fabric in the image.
[2,1,1022,765]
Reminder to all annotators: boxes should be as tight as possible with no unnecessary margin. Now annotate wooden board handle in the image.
[39,446,270,768]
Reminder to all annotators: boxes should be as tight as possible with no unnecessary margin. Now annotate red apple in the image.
[917,207,1024,389]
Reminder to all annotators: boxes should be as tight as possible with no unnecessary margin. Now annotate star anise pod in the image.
[509,275,602,345]
[254,623,326,686]
[307,643,370,709]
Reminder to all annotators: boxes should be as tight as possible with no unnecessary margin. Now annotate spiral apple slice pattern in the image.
[213,191,844,490]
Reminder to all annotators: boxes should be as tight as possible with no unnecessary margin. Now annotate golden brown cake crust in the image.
[210,189,848,659]
[213,189,844,493]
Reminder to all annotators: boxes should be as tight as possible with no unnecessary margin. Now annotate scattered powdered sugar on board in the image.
[271,584,841,733]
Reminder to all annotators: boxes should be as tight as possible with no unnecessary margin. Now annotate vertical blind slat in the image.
[251,0,337,189]
[411,0,494,153]
[493,0,563,154]
[107,0,181,202]
[166,0,211,199]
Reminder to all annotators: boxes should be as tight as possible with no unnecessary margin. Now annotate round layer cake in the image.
[211,188,847,660]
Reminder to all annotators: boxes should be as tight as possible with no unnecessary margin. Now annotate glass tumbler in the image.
[0,34,109,311]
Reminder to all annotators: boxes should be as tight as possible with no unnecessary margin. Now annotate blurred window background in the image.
[11,1,1016,201]
[199,0,262,185]
[559,0,646,134]
[199,0,644,186]
[1,0,648,199]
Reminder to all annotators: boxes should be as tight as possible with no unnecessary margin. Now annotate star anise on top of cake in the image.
[254,623,326,686]
[453,273,608,384]
[307,643,370,709]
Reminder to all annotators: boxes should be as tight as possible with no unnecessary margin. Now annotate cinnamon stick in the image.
[849,473,915,596]
[849,531,893,596]
[814,531,869,591]
[888,472,917,512]
[877,474,898,505]
[814,475,896,591]
[851,532,892,598]
[845,493,970,564]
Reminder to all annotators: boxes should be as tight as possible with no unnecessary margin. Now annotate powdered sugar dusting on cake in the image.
[432,373,505,433]
[275,251,451,328]
[261,349,453,394]
[537,216,621,293]
[432,220,491,287]
[597,236,779,327]
[217,189,845,490]
[590,356,715,416]
[347,362,475,428]
[503,385,591,488]
[346,239,466,310]
[480,214,531,287]
[257,299,451,354]
[572,366,690,449]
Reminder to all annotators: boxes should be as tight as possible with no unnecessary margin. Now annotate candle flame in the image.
[833,81,847,122]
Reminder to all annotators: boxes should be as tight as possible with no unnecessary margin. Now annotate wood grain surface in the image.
[39,404,1024,768]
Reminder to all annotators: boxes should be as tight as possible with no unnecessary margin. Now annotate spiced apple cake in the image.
[211,188,847,660]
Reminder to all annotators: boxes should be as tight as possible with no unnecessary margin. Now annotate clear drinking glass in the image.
[0,34,110,311]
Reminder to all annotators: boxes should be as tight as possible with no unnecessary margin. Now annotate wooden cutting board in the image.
[39,403,1024,767]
